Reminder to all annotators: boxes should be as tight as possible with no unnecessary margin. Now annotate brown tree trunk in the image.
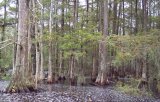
[86,0,89,24]
[113,0,118,34]
[122,0,125,35]
[141,0,148,83]
[91,46,98,82]
[117,1,122,35]
[69,54,75,85]
[7,0,35,93]
[96,0,109,85]
[135,0,138,34]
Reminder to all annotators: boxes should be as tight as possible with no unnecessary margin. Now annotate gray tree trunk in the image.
[96,0,109,85]
[39,0,44,81]
[47,0,53,83]
[7,0,35,93]
[12,0,18,75]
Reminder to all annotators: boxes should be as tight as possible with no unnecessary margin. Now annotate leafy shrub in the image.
[2,74,11,80]
[116,84,140,96]
[116,79,152,97]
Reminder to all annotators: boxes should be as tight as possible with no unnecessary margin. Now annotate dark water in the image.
[0,81,159,102]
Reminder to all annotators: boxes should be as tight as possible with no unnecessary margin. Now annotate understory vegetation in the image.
[0,0,160,98]
[1,28,160,95]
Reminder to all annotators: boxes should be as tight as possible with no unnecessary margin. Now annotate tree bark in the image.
[39,0,44,81]
[122,0,125,35]
[117,1,122,35]
[47,0,53,83]
[12,0,18,75]
[135,0,138,33]
[96,0,109,85]
[91,47,98,82]
[113,0,118,34]
[7,0,35,93]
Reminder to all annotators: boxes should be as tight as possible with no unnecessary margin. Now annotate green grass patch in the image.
[115,79,152,97]
[116,81,140,96]
[1,74,11,80]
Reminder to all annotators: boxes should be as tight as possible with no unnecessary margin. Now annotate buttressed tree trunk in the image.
[6,0,35,93]
[95,0,109,85]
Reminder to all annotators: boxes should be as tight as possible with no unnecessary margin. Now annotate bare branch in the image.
[0,22,16,27]
[0,42,13,50]
[0,39,12,44]
[36,0,43,9]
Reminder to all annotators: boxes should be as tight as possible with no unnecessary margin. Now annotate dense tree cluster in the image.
[0,0,160,94]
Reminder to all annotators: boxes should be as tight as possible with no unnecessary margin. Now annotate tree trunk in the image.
[117,1,122,35]
[96,40,107,85]
[59,51,63,77]
[92,55,98,82]
[48,43,53,83]
[98,1,102,32]
[12,0,18,75]
[95,0,109,85]
[142,0,148,32]
[130,1,133,34]
[69,54,75,85]
[122,0,125,35]
[86,0,89,24]
[141,0,148,84]
[91,46,98,82]
[73,0,78,28]
[113,0,117,34]
[138,56,148,90]
[135,0,138,33]
[47,0,53,83]
[39,0,44,81]
[7,0,35,93]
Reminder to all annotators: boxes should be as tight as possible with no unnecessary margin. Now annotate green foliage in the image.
[116,78,152,97]
[0,47,13,70]
[59,29,100,59]
[116,82,140,96]
[1,74,10,80]
[41,32,59,42]
[106,29,160,67]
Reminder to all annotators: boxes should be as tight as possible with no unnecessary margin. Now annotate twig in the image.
[37,0,43,9]
[0,39,12,44]
[0,42,13,50]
